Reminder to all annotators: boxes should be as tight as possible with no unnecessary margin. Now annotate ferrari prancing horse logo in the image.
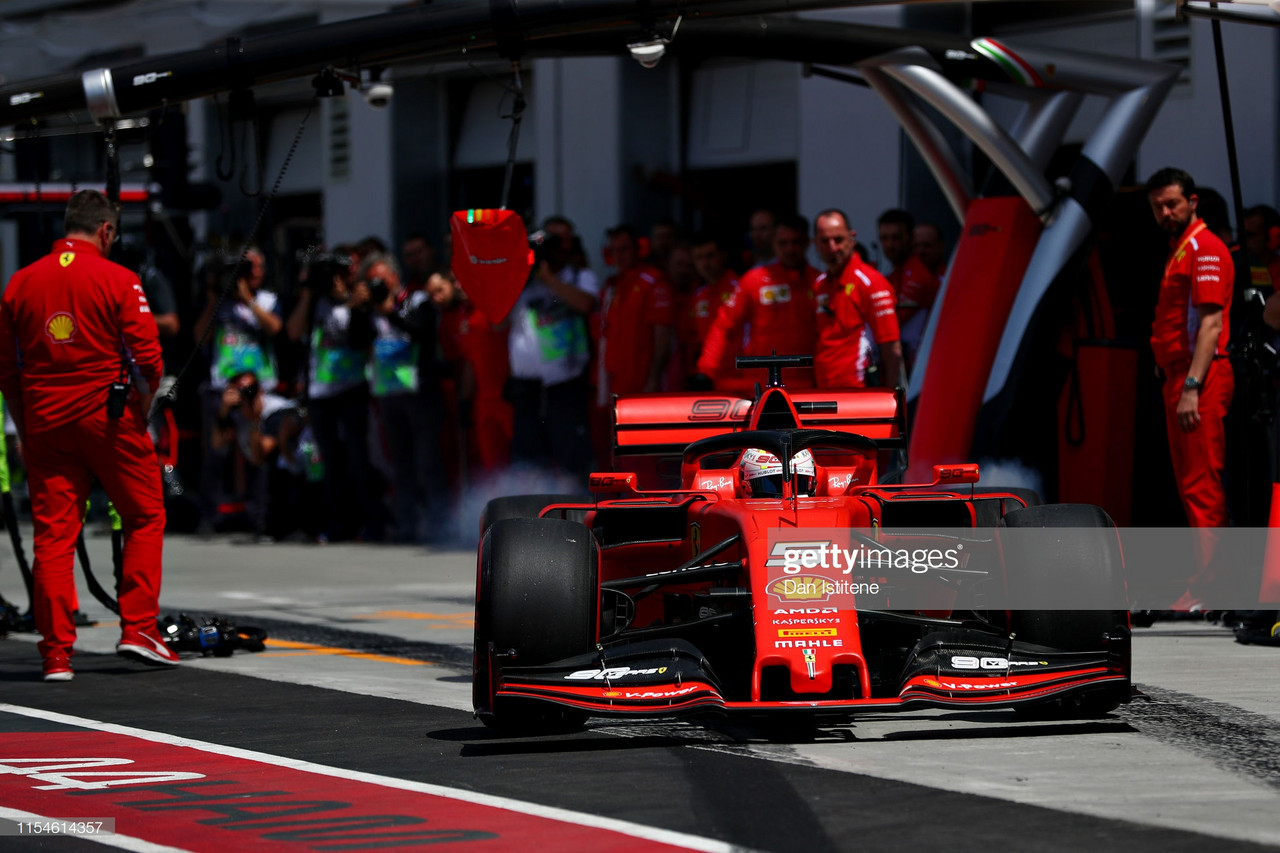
[59,252,75,267]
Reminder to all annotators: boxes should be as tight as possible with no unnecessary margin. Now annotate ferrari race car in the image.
[473,357,1131,732]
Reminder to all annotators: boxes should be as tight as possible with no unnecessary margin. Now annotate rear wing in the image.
[612,389,906,488]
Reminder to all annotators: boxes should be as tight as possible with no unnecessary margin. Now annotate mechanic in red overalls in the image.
[696,215,819,392]
[0,190,177,680]
[679,234,739,385]
[1147,168,1234,608]
[430,270,513,473]
[600,225,676,395]
[813,209,904,389]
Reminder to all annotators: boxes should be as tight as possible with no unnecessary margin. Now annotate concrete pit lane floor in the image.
[1,529,1279,852]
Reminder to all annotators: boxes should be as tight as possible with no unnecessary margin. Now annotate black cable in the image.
[213,92,237,182]
[1210,10,1272,506]
[238,117,264,198]
[104,122,120,205]
[499,61,526,211]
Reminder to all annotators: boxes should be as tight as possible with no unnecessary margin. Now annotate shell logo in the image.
[59,252,76,267]
[767,575,832,603]
[45,312,76,344]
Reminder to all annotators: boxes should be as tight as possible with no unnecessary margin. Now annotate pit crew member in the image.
[0,190,178,679]
[1147,167,1234,607]
[696,215,819,392]
[813,209,903,389]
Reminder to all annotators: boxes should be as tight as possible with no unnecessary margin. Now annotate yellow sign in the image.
[59,252,75,267]
[690,523,701,558]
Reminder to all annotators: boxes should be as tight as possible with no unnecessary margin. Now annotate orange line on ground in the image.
[351,610,473,627]
[260,638,432,666]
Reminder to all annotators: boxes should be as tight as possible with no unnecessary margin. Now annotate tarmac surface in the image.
[1,527,1279,851]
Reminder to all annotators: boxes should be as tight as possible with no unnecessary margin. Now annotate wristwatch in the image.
[1183,375,1202,392]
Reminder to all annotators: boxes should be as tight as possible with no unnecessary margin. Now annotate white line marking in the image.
[0,806,187,853]
[0,704,736,853]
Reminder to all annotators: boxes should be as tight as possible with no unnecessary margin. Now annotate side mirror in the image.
[590,472,638,494]
[933,463,980,485]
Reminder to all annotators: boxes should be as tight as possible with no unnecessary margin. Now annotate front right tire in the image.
[474,516,599,733]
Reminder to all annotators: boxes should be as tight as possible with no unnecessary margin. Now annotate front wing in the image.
[491,632,1131,719]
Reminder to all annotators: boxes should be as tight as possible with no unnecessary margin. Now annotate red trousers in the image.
[25,404,165,661]
[1163,358,1233,592]
[471,395,513,472]
[1163,358,1233,528]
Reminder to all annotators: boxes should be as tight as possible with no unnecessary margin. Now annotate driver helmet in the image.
[739,448,818,498]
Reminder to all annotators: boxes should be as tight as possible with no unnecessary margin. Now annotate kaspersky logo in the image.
[45,312,76,344]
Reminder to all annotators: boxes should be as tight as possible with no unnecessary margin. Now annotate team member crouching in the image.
[0,190,178,680]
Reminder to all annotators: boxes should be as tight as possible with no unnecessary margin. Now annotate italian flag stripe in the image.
[972,37,1044,88]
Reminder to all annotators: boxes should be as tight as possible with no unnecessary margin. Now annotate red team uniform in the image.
[438,298,513,471]
[1150,218,1233,529]
[602,264,675,394]
[680,270,738,379]
[815,254,901,388]
[697,262,819,390]
[0,237,167,668]
[887,254,942,326]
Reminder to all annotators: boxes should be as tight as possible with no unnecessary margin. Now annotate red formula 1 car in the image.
[473,357,1131,732]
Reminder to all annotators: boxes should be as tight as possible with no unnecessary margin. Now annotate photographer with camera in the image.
[287,245,376,542]
[192,246,282,534]
[210,371,314,541]
[505,218,599,477]
[363,252,445,543]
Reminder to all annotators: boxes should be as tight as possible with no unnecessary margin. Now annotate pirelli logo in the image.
[778,627,837,638]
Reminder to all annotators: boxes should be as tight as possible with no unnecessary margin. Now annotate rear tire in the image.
[1000,503,1129,718]
[971,486,1041,527]
[478,494,590,537]
[474,517,598,733]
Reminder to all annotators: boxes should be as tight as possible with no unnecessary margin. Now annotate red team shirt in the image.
[815,254,900,388]
[888,254,942,325]
[697,261,819,388]
[1150,219,1232,371]
[438,298,510,402]
[679,270,738,378]
[438,297,513,471]
[0,237,161,432]
[602,263,675,394]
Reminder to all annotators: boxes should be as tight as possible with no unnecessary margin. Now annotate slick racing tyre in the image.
[999,503,1130,719]
[478,494,590,537]
[474,517,599,733]
[970,486,1041,528]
